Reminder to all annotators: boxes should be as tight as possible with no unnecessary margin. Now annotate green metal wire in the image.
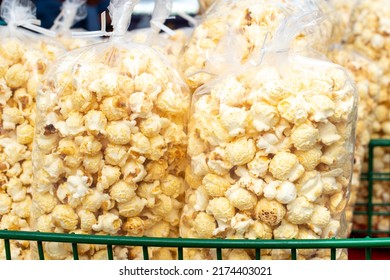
[255,248,261,260]
[4,238,11,260]
[143,246,149,260]
[107,245,114,260]
[291,248,297,260]
[177,247,183,260]
[37,241,45,260]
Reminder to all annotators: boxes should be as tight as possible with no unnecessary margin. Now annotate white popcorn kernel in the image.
[308,204,331,234]
[211,76,246,106]
[225,137,256,166]
[286,197,314,225]
[97,165,121,191]
[137,181,161,208]
[231,213,254,235]
[250,102,280,132]
[43,154,65,182]
[207,197,235,224]
[318,122,341,146]
[44,242,72,260]
[321,219,340,238]
[235,173,264,196]
[66,171,91,199]
[297,171,323,202]
[264,181,297,204]
[0,193,12,215]
[104,144,129,167]
[121,159,147,183]
[77,135,103,155]
[118,196,147,218]
[129,91,153,118]
[247,152,269,178]
[254,198,286,227]
[307,95,335,122]
[100,96,129,121]
[82,190,109,213]
[55,111,85,136]
[0,138,31,165]
[84,110,107,135]
[193,186,209,212]
[245,220,273,240]
[5,64,29,89]
[278,95,310,125]
[269,152,304,182]
[220,105,248,137]
[2,107,24,130]
[156,87,189,115]
[321,175,342,195]
[256,133,290,155]
[134,73,161,100]
[207,147,233,175]
[191,153,209,177]
[291,122,319,151]
[130,132,151,154]
[92,213,122,234]
[226,184,257,211]
[5,178,26,202]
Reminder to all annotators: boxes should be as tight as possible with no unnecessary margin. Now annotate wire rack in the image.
[1,138,389,261]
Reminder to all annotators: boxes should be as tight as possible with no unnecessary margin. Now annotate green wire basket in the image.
[1,139,389,260]
[353,139,390,237]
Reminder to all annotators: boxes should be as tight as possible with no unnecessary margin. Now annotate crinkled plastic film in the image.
[0,0,64,260]
[181,0,337,91]
[327,45,382,236]
[180,11,358,260]
[31,0,191,260]
[347,0,390,234]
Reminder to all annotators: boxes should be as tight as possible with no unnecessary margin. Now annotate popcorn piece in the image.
[225,137,256,166]
[92,212,122,234]
[66,171,91,199]
[296,146,322,171]
[84,110,107,135]
[55,111,86,136]
[129,91,153,118]
[51,205,79,231]
[77,135,103,155]
[290,123,319,151]
[211,76,246,106]
[220,105,248,137]
[32,192,57,214]
[16,122,34,144]
[139,115,162,137]
[225,184,257,211]
[308,204,331,234]
[273,220,299,239]
[231,213,254,235]
[203,174,231,197]
[160,175,184,198]
[5,64,29,89]
[109,180,137,203]
[234,173,264,196]
[44,242,72,260]
[255,198,286,227]
[245,220,273,239]
[207,197,235,225]
[5,178,26,202]
[78,210,97,232]
[123,217,145,236]
[286,197,314,225]
[297,171,323,202]
[247,153,270,178]
[101,96,129,121]
[263,181,297,204]
[207,147,233,175]
[106,121,134,145]
[269,152,304,182]
[0,193,12,215]
[104,144,129,167]
[318,122,341,146]
[250,102,280,132]
[118,196,147,218]
[2,107,24,130]
[193,212,217,238]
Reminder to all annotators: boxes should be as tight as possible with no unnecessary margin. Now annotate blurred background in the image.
[22,0,200,31]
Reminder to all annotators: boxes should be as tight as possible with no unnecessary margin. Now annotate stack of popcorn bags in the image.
[0,0,66,260]
[31,0,190,260]
[180,0,357,260]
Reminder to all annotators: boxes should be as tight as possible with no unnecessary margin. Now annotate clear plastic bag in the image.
[31,0,191,260]
[50,0,93,50]
[327,44,382,236]
[347,0,390,234]
[182,0,337,90]
[0,0,64,260]
[180,10,357,260]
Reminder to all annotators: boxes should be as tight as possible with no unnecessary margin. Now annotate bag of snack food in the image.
[180,8,358,260]
[31,0,191,260]
[0,0,64,260]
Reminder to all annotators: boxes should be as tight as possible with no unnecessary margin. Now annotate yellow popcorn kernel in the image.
[16,122,34,145]
[36,214,54,232]
[144,221,170,238]
[109,180,137,203]
[72,89,98,112]
[118,196,146,217]
[32,192,57,214]
[82,153,104,174]
[296,146,322,171]
[11,196,32,219]
[247,152,270,178]
[286,197,314,225]
[139,115,162,137]
[160,174,184,198]
[254,198,286,227]
[250,102,280,132]
[185,165,203,189]
[193,212,216,238]
[309,204,331,229]
[106,121,133,145]
[78,209,97,232]
[245,220,273,239]
[225,137,256,166]
[144,160,168,182]
[0,193,12,215]
[122,159,147,183]
[129,91,153,118]
[226,185,257,211]
[206,197,235,223]
[81,189,108,213]
[202,173,231,197]
[117,75,135,96]
[273,219,299,239]
[269,152,304,182]
[2,107,24,130]
[291,122,319,151]
[130,132,151,154]
[100,96,129,121]
[0,39,23,63]
[51,205,79,231]
[151,194,173,217]
[20,160,33,185]
[104,144,129,167]
[226,249,252,260]
[147,135,168,160]
[122,217,145,236]
[297,171,323,202]
[77,135,103,155]
[5,64,29,89]
[134,73,161,98]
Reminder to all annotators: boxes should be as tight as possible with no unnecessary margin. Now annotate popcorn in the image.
[250,102,280,132]
[254,198,286,227]
[106,121,134,145]
[286,197,314,225]
[269,152,304,182]
[92,213,122,234]
[225,137,256,166]
[202,173,231,197]
[290,122,319,151]
[193,212,217,238]
[225,184,257,211]
[51,205,79,231]
[273,219,299,239]
[263,181,297,204]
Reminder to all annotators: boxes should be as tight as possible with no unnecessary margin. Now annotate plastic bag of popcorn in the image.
[31,0,190,260]
[50,0,94,51]
[181,0,337,91]
[327,44,381,236]
[0,0,64,260]
[180,10,357,260]
[347,0,390,234]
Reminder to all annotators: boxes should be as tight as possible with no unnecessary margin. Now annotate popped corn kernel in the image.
[269,152,304,182]
[51,205,79,231]
[254,198,286,227]
[193,212,217,238]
